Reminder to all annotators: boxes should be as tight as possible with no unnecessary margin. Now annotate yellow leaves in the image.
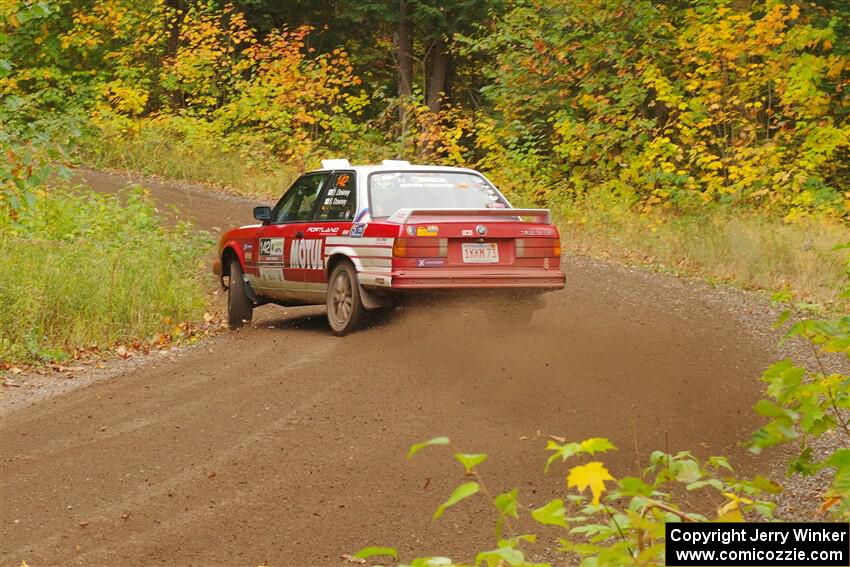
[103,80,149,117]
[567,462,614,505]
[788,4,800,22]
[716,493,752,522]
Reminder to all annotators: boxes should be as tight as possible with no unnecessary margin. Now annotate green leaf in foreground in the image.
[545,437,616,472]
[531,498,567,527]
[494,488,519,518]
[410,557,453,567]
[476,546,526,567]
[434,481,479,519]
[407,436,450,459]
[454,452,487,472]
[354,546,398,559]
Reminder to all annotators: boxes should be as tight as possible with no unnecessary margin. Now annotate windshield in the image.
[368,171,508,218]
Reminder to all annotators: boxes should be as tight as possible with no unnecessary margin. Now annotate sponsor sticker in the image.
[520,228,555,236]
[243,242,253,263]
[350,223,367,238]
[416,225,439,236]
[289,239,324,270]
[461,229,473,237]
[259,237,284,259]
[259,266,283,282]
[307,226,340,234]
[416,258,445,267]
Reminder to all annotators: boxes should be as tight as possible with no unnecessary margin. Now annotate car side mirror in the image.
[253,206,272,222]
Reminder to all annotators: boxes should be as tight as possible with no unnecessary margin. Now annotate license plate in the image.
[462,242,499,263]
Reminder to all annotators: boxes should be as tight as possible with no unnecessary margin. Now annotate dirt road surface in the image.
[2,170,781,566]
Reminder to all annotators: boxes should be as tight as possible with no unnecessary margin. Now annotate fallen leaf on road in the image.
[548,435,566,443]
[821,497,840,513]
[340,554,366,564]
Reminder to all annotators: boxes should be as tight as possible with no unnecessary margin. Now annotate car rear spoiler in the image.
[386,208,551,224]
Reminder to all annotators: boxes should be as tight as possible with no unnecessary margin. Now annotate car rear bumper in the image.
[385,267,565,290]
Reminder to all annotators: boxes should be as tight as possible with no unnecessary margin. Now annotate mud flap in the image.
[359,284,391,310]
[241,275,269,306]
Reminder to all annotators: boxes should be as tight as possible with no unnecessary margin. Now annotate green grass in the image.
[554,192,849,313]
[82,117,298,198]
[0,185,212,363]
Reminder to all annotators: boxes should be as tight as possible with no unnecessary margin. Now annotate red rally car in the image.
[213,160,565,334]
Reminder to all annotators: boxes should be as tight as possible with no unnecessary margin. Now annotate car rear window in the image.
[368,171,508,218]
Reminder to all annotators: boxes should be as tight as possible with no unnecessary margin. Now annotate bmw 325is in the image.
[213,159,565,334]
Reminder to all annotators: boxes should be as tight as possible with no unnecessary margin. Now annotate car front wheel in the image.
[327,261,365,335]
[227,259,253,329]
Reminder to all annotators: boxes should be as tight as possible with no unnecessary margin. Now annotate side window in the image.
[316,172,357,221]
[272,173,329,223]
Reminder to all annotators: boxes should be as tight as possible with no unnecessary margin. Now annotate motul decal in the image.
[290,239,324,270]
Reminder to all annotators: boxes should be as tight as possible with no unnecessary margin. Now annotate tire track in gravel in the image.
[1,169,782,566]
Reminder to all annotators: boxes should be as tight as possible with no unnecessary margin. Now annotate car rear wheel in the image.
[327,261,365,336]
[227,259,253,329]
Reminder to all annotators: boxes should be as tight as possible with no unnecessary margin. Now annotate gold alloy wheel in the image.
[330,268,354,325]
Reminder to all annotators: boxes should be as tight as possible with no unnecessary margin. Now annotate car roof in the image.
[306,160,482,176]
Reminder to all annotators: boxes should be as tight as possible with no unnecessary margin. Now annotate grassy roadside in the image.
[82,120,299,198]
[81,132,849,313]
[554,196,849,313]
[0,183,213,364]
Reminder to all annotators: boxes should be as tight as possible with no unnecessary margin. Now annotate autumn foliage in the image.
[2,0,848,219]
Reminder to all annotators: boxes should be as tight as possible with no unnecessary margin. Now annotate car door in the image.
[302,170,358,296]
[252,172,330,304]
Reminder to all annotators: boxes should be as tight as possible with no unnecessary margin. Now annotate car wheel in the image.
[327,261,365,335]
[228,259,253,329]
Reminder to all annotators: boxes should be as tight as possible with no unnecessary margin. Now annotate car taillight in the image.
[393,237,448,257]
[516,238,560,258]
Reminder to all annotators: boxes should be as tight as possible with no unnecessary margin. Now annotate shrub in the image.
[0,182,212,363]
[356,437,777,566]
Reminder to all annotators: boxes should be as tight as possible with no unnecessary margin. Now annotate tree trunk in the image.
[164,0,186,109]
[397,0,413,110]
[165,0,185,59]
[426,36,449,114]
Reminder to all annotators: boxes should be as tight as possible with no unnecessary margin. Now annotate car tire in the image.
[228,259,253,329]
[327,261,365,336]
